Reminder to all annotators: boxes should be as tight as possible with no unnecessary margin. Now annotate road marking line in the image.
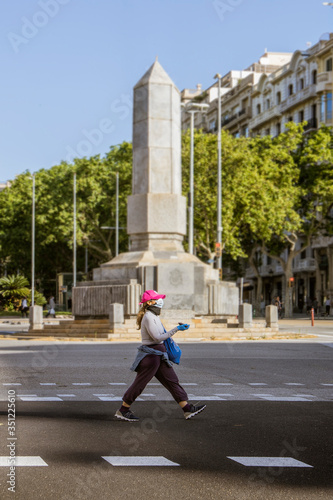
[57,394,76,397]
[108,383,126,385]
[320,343,333,348]
[17,394,38,397]
[40,383,56,386]
[19,397,63,401]
[140,394,156,397]
[188,395,223,400]
[227,457,313,468]
[97,396,123,401]
[102,456,179,467]
[214,394,234,397]
[3,383,22,386]
[0,456,48,466]
[321,383,333,386]
[72,383,91,386]
[98,396,144,401]
[182,383,198,386]
[285,383,304,386]
[248,383,267,386]
[256,396,311,402]
[294,394,316,398]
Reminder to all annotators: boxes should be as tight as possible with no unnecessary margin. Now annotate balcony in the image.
[250,104,282,130]
[317,71,333,93]
[303,117,318,131]
[293,258,316,272]
[222,107,251,128]
[280,84,317,113]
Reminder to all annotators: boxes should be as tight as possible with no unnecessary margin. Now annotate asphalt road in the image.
[0,341,332,500]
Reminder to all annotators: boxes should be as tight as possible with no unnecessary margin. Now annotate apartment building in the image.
[181,34,333,313]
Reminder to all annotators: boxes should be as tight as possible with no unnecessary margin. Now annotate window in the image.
[299,110,304,122]
[266,99,270,110]
[326,58,332,72]
[288,84,293,96]
[320,93,332,121]
[257,104,261,115]
[276,92,281,105]
[301,249,306,260]
[299,78,304,90]
[312,70,317,84]
[288,115,293,122]
[209,120,216,131]
[276,122,281,135]
[327,93,332,121]
[311,103,317,119]
[265,128,270,136]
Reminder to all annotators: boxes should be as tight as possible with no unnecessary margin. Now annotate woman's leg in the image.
[122,354,161,406]
[154,362,188,404]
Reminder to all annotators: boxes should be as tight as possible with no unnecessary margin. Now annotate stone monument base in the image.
[72,250,239,318]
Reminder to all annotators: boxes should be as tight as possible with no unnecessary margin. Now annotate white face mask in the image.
[155,298,164,308]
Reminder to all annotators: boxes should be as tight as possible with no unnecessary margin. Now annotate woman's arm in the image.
[143,313,178,342]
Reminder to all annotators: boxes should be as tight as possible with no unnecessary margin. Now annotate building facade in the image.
[181,34,333,314]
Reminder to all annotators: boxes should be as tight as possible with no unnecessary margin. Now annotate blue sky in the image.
[0,0,331,181]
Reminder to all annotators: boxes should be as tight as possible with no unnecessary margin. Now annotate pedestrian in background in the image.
[313,297,319,316]
[325,297,331,316]
[115,289,206,422]
[46,295,56,318]
[20,296,29,318]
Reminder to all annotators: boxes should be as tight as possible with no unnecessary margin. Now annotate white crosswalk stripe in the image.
[0,456,48,466]
[102,456,180,467]
[228,457,313,467]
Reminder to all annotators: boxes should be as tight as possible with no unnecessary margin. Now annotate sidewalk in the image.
[0,316,332,341]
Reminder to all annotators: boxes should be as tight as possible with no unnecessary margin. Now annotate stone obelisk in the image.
[127,60,186,252]
[74,61,239,317]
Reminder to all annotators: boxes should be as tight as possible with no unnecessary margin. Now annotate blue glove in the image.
[177,323,190,331]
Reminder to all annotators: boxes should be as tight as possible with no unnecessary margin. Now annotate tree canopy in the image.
[0,126,333,318]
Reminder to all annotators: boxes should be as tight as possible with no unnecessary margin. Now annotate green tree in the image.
[254,125,333,317]
[0,142,132,290]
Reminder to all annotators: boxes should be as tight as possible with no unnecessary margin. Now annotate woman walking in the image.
[115,289,206,422]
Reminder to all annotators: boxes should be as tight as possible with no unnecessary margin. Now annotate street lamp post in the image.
[183,102,209,254]
[214,73,222,278]
[73,172,77,288]
[31,174,35,306]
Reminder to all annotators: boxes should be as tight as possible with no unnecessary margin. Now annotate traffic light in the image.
[215,243,222,258]
[288,277,295,288]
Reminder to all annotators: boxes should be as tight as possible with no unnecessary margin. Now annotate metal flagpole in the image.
[31,174,35,306]
[214,73,222,279]
[116,172,119,256]
[73,173,77,288]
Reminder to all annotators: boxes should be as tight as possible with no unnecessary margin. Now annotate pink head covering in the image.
[139,289,166,305]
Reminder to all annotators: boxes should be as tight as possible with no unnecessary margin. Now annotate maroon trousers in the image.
[123,344,188,405]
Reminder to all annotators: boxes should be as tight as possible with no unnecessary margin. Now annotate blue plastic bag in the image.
[164,337,182,364]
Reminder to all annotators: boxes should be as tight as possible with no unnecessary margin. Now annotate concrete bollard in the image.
[239,303,252,328]
[266,305,278,327]
[29,305,44,330]
[109,303,124,330]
